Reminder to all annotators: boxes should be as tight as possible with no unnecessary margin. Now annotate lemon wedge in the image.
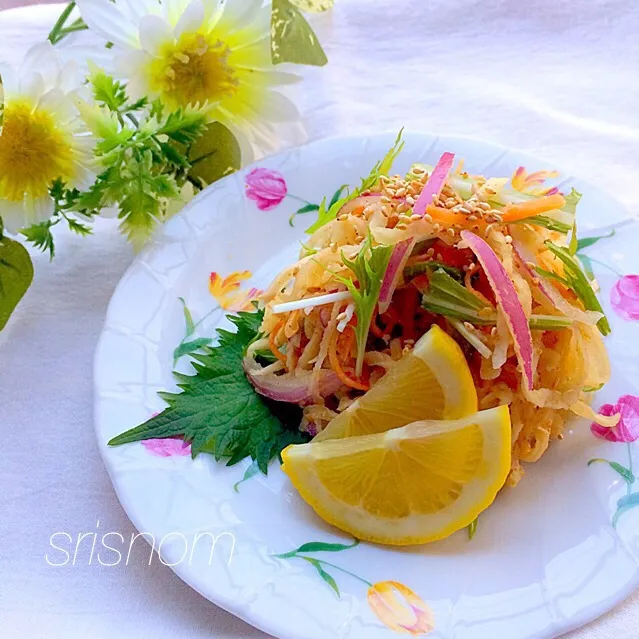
[314,324,478,442]
[282,406,511,545]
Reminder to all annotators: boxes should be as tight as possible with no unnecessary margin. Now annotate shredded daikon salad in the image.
[244,133,613,485]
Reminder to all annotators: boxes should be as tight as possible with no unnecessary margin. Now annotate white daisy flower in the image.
[0,42,96,233]
[76,0,305,162]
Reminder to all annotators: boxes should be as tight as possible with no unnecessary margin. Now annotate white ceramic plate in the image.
[95,132,639,639]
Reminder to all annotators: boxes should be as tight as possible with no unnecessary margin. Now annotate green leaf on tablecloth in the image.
[21,221,56,259]
[0,237,34,331]
[187,122,242,187]
[271,0,328,66]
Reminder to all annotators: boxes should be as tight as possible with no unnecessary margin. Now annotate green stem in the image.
[299,557,373,587]
[48,2,76,45]
[586,256,624,278]
[286,194,313,206]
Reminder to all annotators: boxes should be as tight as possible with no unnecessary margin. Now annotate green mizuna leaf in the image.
[0,237,34,331]
[562,188,583,215]
[271,0,328,66]
[336,235,393,376]
[306,131,404,235]
[109,309,309,473]
[544,241,610,335]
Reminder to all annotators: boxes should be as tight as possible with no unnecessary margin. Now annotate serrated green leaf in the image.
[188,122,241,186]
[21,220,56,259]
[89,66,128,112]
[271,0,328,66]
[301,558,340,596]
[66,217,93,236]
[109,309,310,470]
[0,237,34,331]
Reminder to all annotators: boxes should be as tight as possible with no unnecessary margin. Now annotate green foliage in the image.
[187,122,242,187]
[542,241,610,335]
[21,221,56,259]
[335,236,393,376]
[271,0,328,66]
[109,309,309,473]
[306,131,404,234]
[0,237,34,331]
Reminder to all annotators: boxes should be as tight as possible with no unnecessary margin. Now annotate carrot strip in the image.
[426,204,460,223]
[501,193,566,222]
[370,310,384,338]
[269,321,288,364]
[329,330,369,391]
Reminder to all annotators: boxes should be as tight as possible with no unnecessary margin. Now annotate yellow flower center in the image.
[0,101,75,201]
[151,32,239,109]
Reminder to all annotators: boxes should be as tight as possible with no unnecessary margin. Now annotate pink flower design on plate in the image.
[245,168,287,211]
[142,437,192,457]
[611,275,639,321]
[591,395,639,443]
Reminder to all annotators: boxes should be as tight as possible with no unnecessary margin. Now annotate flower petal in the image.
[258,90,300,123]
[76,0,140,47]
[174,0,206,37]
[139,14,174,55]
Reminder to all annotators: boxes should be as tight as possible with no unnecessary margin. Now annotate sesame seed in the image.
[463,321,475,331]
[504,235,513,244]
[412,166,425,174]
[410,213,421,221]
[406,195,415,205]
[380,196,391,204]
[432,194,439,204]
[426,248,435,257]
[424,214,433,222]
[468,214,479,221]
[447,227,456,237]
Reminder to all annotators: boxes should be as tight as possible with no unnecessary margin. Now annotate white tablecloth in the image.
[1,2,638,638]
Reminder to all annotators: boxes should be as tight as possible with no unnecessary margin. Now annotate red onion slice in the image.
[378,239,414,314]
[413,152,455,217]
[461,230,535,390]
[243,357,343,405]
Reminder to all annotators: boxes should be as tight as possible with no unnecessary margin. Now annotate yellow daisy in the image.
[0,43,96,233]
[76,0,304,162]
